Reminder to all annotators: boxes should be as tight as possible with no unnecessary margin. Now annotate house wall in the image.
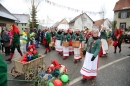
[114,10,130,29]
[16,22,29,33]
[102,19,112,29]
[0,17,15,28]
[73,14,93,31]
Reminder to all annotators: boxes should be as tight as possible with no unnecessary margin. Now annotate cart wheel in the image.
[11,67,21,77]
[38,62,46,73]
[25,69,36,80]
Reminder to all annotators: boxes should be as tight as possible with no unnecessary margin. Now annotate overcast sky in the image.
[1,0,118,26]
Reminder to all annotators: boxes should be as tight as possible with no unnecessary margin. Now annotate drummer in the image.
[61,29,70,60]
[73,29,84,63]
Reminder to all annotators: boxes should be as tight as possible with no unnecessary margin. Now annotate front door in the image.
[120,23,126,30]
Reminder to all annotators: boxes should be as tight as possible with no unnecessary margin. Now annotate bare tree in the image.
[100,5,107,25]
[25,0,43,29]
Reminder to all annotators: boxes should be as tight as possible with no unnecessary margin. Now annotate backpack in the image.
[2,33,10,42]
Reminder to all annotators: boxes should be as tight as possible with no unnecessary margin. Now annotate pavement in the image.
[1,43,130,86]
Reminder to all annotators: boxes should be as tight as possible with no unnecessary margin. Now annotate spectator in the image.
[2,31,10,56]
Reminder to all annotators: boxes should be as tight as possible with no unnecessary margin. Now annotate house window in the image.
[0,23,6,27]
[16,23,18,26]
[118,12,130,18]
[121,12,127,18]
[22,23,24,26]
[24,23,26,26]
[87,23,91,27]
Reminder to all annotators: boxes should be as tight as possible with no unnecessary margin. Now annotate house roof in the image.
[93,18,107,26]
[69,13,94,24]
[113,0,130,11]
[52,18,68,28]
[0,4,17,20]
[13,14,30,23]
[52,22,59,28]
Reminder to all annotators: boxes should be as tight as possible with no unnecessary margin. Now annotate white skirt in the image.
[55,40,63,52]
[80,52,98,76]
[101,39,108,54]
[74,48,81,60]
[63,46,69,56]
[69,46,74,52]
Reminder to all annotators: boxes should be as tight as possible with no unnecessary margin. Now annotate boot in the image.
[6,53,14,61]
[119,48,121,53]
[114,47,117,53]
[44,51,47,54]
[74,60,77,63]
[63,56,66,60]
[81,78,87,83]
[19,51,23,56]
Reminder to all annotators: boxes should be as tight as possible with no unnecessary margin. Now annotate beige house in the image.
[93,18,112,30]
[13,14,30,33]
[0,4,17,28]
[113,0,130,30]
[52,18,68,30]
[69,13,94,31]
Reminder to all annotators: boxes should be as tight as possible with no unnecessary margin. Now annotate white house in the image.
[93,18,112,30]
[69,13,94,31]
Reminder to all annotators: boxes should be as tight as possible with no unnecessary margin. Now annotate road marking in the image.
[68,56,130,86]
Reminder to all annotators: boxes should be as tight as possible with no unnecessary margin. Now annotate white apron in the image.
[55,40,63,52]
[63,46,69,56]
[74,48,81,60]
[101,39,108,54]
[80,52,98,76]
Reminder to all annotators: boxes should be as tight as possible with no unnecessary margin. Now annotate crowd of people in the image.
[0,24,130,85]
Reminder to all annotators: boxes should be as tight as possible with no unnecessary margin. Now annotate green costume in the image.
[30,32,35,41]
[61,33,70,45]
[11,33,20,47]
[56,32,62,40]
[100,30,107,39]
[0,54,7,86]
[45,32,51,44]
[72,33,84,42]
[84,37,101,57]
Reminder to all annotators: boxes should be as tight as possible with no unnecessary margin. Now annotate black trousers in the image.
[5,46,10,55]
[10,46,21,53]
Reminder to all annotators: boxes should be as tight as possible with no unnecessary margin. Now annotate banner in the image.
[44,0,104,15]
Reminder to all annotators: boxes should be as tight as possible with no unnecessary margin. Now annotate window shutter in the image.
[118,12,121,18]
[127,12,129,18]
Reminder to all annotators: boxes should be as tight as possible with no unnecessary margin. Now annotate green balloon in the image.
[61,74,69,83]
[48,82,54,86]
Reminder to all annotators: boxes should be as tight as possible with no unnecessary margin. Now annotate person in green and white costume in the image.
[100,27,108,56]
[72,29,84,63]
[81,29,101,83]
[61,29,70,59]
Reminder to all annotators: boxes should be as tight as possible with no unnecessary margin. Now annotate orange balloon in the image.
[53,79,62,86]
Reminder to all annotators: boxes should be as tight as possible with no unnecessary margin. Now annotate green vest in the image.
[100,30,107,39]
[56,32,62,40]
[45,32,51,43]
[11,33,20,47]
[84,37,101,57]
[0,54,7,86]
[72,34,84,42]
[61,33,70,45]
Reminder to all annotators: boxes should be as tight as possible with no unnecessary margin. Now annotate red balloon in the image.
[53,79,62,86]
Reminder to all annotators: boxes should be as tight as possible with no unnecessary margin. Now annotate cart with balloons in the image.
[35,60,70,86]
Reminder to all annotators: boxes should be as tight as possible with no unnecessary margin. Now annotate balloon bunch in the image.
[37,60,69,86]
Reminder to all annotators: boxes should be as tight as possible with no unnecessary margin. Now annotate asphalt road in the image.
[1,43,130,86]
